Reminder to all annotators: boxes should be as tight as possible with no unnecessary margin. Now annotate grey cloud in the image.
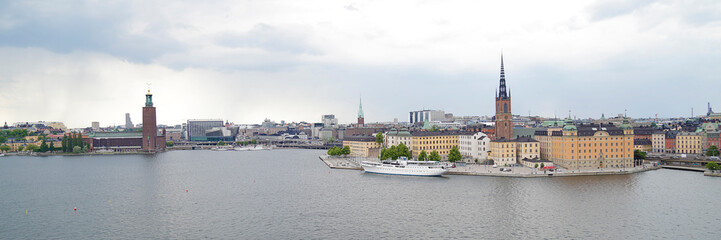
[215,23,322,55]
[0,1,184,63]
[587,0,657,21]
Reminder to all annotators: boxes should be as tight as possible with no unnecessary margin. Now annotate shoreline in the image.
[320,155,662,178]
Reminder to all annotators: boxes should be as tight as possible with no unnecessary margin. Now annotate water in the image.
[1,149,720,239]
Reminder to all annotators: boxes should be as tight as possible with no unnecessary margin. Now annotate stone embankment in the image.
[319,155,661,177]
[319,155,362,170]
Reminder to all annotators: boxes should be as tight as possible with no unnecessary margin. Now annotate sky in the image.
[0,0,720,128]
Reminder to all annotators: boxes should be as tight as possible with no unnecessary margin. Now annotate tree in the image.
[217,140,226,146]
[39,139,48,152]
[73,146,82,153]
[534,163,539,169]
[82,145,89,153]
[251,139,257,144]
[341,146,351,155]
[375,132,384,144]
[61,136,67,152]
[0,145,10,152]
[17,145,24,152]
[49,142,55,152]
[388,145,398,160]
[327,146,343,156]
[706,145,720,156]
[429,150,441,161]
[540,163,545,169]
[380,148,388,160]
[448,146,461,162]
[634,149,646,160]
[396,143,411,159]
[707,161,719,171]
[431,125,440,132]
[0,136,6,143]
[166,141,174,147]
[25,144,39,152]
[418,150,428,161]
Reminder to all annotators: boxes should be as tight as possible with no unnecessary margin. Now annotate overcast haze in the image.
[1,0,720,128]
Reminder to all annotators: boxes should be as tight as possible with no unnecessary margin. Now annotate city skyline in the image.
[1,0,720,128]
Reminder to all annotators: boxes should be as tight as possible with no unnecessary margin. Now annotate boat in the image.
[361,157,449,177]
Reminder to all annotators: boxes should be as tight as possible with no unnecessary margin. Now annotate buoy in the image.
[26,209,28,215]
[74,207,77,211]
[186,189,188,192]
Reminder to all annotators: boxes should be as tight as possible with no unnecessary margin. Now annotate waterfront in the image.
[2,149,721,239]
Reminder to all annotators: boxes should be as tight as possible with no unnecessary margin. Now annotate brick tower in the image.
[142,89,157,151]
[495,54,513,140]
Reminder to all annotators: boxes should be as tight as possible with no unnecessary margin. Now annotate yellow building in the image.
[411,131,460,160]
[342,136,381,158]
[676,132,703,154]
[534,123,635,169]
[490,139,516,166]
[634,139,652,153]
[4,140,43,152]
[490,137,540,166]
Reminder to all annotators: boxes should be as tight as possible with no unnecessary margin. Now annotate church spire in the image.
[358,96,364,118]
[498,54,508,99]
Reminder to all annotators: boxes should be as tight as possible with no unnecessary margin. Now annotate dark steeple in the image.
[498,54,508,100]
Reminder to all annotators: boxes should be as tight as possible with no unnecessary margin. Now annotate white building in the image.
[459,132,490,163]
[321,114,338,127]
[652,132,665,153]
[384,128,413,149]
[409,110,445,124]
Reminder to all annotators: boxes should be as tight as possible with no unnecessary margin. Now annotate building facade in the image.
[676,132,703,154]
[459,132,490,162]
[384,128,413,149]
[343,136,380,158]
[534,123,635,169]
[187,119,224,141]
[409,110,445,124]
[494,54,513,140]
[651,132,665,153]
[665,131,678,153]
[490,139,516,166]
[410,131,460,160]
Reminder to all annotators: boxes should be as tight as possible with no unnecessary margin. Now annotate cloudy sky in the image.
[0,0,720,128]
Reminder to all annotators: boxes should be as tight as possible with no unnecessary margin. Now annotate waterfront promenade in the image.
[320,155,660,177]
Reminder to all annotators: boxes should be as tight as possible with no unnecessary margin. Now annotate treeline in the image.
[61,133,89,153]
[327,146,350,156]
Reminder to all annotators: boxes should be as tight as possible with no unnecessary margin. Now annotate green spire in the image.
[358,96,364,118]
[145,89,153,107]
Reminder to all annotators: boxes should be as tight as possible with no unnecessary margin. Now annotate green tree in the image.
[327,146,343,156]
[39,139,48,152]
[634,149,647,160]
[448,146,461,162]
[251,139,257,144]
[375,132,384,144]
[166,141,174,147]
[0,144,10,152]
[73,146,82,153]
[341,146,351,155]
[431,125,440,132]
[706,145,720,156]
[82,145,89,153]
[380,148,388,160]
[707,161,719,171]
[418,150,427,161]
[217,140,226,146]
[25,144,39,152]
[0,135,6,143]
[388,145,398,160]
[49,142,55,152]
[429,150,441,161]
[534,163,539,169]
[396,143,411,159]
[17,145,24,152]
[540,163,545,169]
[61,136,67,152]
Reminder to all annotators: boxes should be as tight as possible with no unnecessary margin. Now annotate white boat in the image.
[211,146,232,151]
[361,157,449,177]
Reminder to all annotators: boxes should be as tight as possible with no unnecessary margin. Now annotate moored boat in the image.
[361,157,449,177]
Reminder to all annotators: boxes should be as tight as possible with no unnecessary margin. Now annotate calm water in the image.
[1,149,720,239]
